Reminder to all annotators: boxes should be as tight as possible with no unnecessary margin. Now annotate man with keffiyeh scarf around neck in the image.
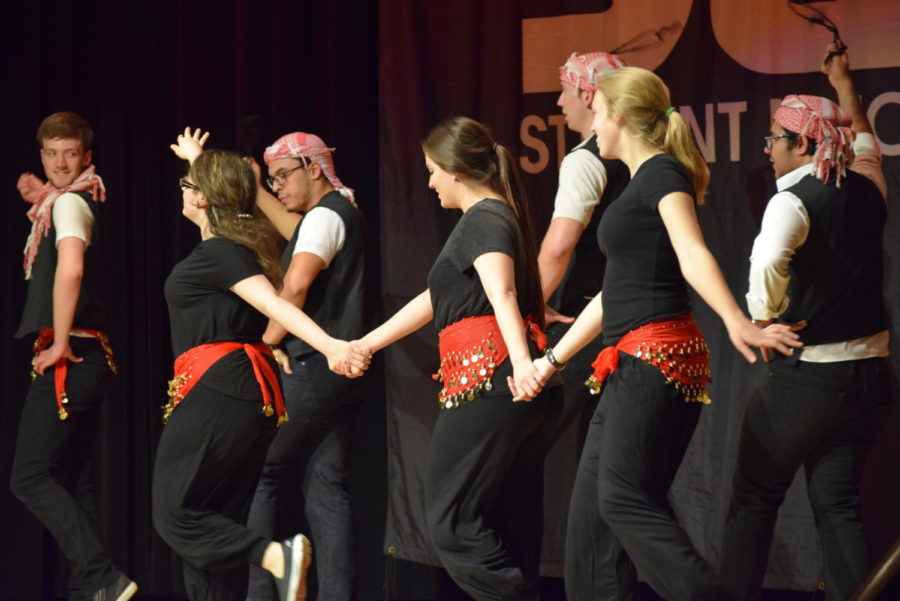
[9,112,136,601]
[720,43,890,601]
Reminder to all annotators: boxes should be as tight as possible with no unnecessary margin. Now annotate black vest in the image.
[282,191,367,358]
[16,191,106,338]
[779,171,887,345]
[555,136,630,315]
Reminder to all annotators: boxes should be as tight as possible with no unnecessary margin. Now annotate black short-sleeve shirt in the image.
[597,154,694,344]
[164,237,273,399]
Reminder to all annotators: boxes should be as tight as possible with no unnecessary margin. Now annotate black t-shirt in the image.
[597,154,694,344]
[164,237,274,399]
[427,198,536,397]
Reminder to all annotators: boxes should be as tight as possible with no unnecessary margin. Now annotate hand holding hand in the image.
[33,341,82,376]
[17,172,45,204]
[327,339,372,378]
[170,127,210,164]
[507,357,544,402]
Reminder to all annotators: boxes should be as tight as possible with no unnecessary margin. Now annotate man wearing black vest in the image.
[9,113,136,600]
[537,52,630,441]
[720,45,890,601]
[244,132,366,601]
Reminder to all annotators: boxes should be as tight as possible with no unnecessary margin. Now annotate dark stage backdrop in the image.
[379,0,900,596]
[0,1,380,600]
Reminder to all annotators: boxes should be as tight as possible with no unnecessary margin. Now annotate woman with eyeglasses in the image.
[152,128,367,601]
[353,116,554,600]
[527,68,803,601]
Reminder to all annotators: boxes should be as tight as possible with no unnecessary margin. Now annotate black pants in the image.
[10,337,119,598]
[564,353,729,601]
[246,352,365,601]
[425,391,558,601]
[720,356,891,601]
[152,381,277,601]
[544,322,603,447]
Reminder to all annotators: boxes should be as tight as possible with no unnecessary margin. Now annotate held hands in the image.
[326,339,372,378]
[17,172,45,204]
[726,317,804,364]
[33,341,82,376]
[170,127,210,164]
[507,357,545,402]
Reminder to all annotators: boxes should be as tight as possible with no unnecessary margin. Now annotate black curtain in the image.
[0,1,380,599]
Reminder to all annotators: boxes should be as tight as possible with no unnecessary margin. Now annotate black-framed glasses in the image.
[179,177,200,191]
[265,163,305,190]
[764,134,794,151]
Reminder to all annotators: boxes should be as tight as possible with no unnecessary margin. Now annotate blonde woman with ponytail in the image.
[529,68,803,600]
[354,116,554,600]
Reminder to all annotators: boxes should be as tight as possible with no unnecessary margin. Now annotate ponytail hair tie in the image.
[236,213,253,219]
[492,142,499,153]
[665,106,676,118]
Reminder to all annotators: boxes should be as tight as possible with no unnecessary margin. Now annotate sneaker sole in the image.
[287,534,312,601]
[116,581,138,601]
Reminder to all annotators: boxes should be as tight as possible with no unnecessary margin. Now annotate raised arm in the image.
[473,252,542,401]
[658,192,802,362]
[244,156,300,240]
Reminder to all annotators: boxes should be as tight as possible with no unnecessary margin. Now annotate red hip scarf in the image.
[32,328,117,421]
[434,315,546,409]
[586,314,711,404]
[163,341,287,425]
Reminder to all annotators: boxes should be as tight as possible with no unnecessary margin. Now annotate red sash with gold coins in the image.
[163,341,287,425]
[434,314,546,409]
[586,314,711,404]
[31,328,117,420]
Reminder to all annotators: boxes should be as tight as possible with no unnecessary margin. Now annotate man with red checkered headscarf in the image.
[535,51,631,574]
[720,43,890,601]
[244,132,368,601]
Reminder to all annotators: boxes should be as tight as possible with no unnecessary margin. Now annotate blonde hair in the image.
[597,67,709,202]
[190,150,282,285]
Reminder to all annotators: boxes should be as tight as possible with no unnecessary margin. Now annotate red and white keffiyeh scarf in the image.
[774,94,855,187]
[22,165,106,279]
[559,51,627,93]
[263,132,355,204]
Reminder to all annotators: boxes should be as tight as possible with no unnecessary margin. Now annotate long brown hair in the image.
[423,116,545,327]
[597,67,710,202]
[190,149,282,285]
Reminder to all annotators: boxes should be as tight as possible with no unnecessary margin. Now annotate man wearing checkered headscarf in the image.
[246,131,368,601]
[721,44,890,601]
[536,50,632,587]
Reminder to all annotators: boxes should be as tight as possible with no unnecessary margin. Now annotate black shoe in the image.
[90,575,137,601]
[274,533,312,601]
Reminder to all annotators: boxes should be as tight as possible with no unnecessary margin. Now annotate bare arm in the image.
[262,252,324,346]
[658,192,801,362]
[231,274,368,374]
[34,237,85,375]
[357,290,433,353]
[537,217,583,301]
[821,42,870,134]
[532,291,604,382]
[244,157,300,240]
[473,252,542,401]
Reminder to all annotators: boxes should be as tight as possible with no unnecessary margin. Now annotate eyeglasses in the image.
[179,177,200,191]
[265,163,306,190]
[764,134,794,151]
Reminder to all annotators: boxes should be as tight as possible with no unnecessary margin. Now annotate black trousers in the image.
[246,352,365,601]
[152,381,277,601]
[564,353,730,601]
[544,321,603,447]
[720,356,891,601]
[425,391,558,601]
[9,337,119,599]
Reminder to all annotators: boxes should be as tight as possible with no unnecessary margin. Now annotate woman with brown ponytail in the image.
[354,117,554,600]
[152,129,367,601]
[527,68,803,600]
